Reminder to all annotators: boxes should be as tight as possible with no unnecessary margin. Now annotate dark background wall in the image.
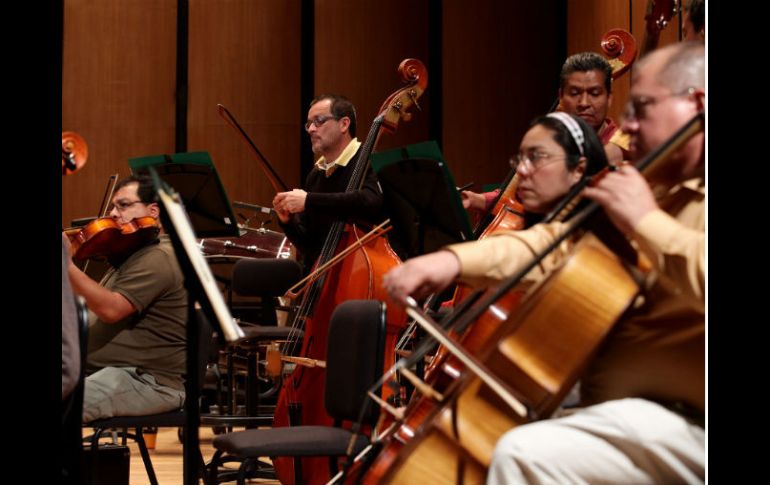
[62,0,683,227]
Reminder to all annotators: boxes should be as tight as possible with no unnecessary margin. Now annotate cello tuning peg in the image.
[408,89,422,111]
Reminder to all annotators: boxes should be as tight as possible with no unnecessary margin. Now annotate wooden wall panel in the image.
[63,1,617,231]
[567,0,632,127]
[567,0,684,125]
[443,1,562,189]
[315,0,430,153]
[188,0,302,211]
[62,0,177,227]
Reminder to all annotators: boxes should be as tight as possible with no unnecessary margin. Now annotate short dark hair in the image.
[531,113,608,177]
[115,175,156,204]
[560,52,613,93]
[687,0,705,33]
[310,94,357,137]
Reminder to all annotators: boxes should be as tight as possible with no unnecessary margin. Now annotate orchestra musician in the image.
[64,175,188,422]
[62,235,79,401]
[383,41,705,483]
[463,51,629,215]
[272,94,384,273]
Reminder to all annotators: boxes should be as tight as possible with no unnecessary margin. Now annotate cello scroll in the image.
[62,131,88,176]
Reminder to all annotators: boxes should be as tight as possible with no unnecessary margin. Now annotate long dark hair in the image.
[531,113,608,177]
[522,113,609,224]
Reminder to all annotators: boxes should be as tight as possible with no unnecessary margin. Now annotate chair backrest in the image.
[231,258,302,325]
[189,307,215,395]
[324,300,386,425]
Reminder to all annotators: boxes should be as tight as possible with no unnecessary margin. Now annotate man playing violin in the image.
[64,175,188,422]
[272,94,383,273]
[462,51,629,214]
[384,41,705,483]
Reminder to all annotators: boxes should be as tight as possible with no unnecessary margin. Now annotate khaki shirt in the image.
[447,177,705,412]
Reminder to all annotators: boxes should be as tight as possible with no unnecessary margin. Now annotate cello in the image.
[640,0,679,58]
[271,59,427,485]
[361,111,704,484]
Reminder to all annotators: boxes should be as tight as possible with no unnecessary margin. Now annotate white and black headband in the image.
[546,112,585,156]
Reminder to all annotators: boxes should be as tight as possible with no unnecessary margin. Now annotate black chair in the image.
[205,258,303,429]
[84,309,214,485]
[207,299,387,485]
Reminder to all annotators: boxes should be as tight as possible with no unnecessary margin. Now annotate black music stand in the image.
[129,151,239,237]
[370,140,474,260]
[148,168,246,485]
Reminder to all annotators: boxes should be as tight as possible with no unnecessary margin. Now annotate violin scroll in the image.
[62,131,88,176]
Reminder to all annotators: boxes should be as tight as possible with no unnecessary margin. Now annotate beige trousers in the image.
[486,398,704,484]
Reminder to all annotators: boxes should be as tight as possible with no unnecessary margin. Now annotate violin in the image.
[62,131,88,176]
[65,216,160,262]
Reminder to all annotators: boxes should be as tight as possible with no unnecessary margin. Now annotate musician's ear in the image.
[338,116,351,134]
[147,202,160,219]
[692,88,705,112]
[571,157,587,184]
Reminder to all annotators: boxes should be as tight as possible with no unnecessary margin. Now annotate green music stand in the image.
[370,140,474,260]
[129,151,239,237]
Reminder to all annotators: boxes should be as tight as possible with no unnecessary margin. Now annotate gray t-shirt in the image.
[86,236,187,390]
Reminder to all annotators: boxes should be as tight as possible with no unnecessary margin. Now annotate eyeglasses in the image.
[510,152,567,172]
[111,200,145,212]
[624,87,695,121]
[304,114,338,131]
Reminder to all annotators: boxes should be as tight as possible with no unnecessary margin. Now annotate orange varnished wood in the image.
[66,216,160,262]
[272,59,426,485]
[374,234,640,483]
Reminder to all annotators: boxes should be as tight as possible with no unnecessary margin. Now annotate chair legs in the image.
[207,450,276,485]
[89,426,208,485]
[133,427,160,485]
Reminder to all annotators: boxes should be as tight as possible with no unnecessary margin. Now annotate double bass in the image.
[270,59,427,485]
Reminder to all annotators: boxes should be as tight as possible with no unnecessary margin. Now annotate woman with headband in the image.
[382,112,608,298]
[512,112,607,224]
